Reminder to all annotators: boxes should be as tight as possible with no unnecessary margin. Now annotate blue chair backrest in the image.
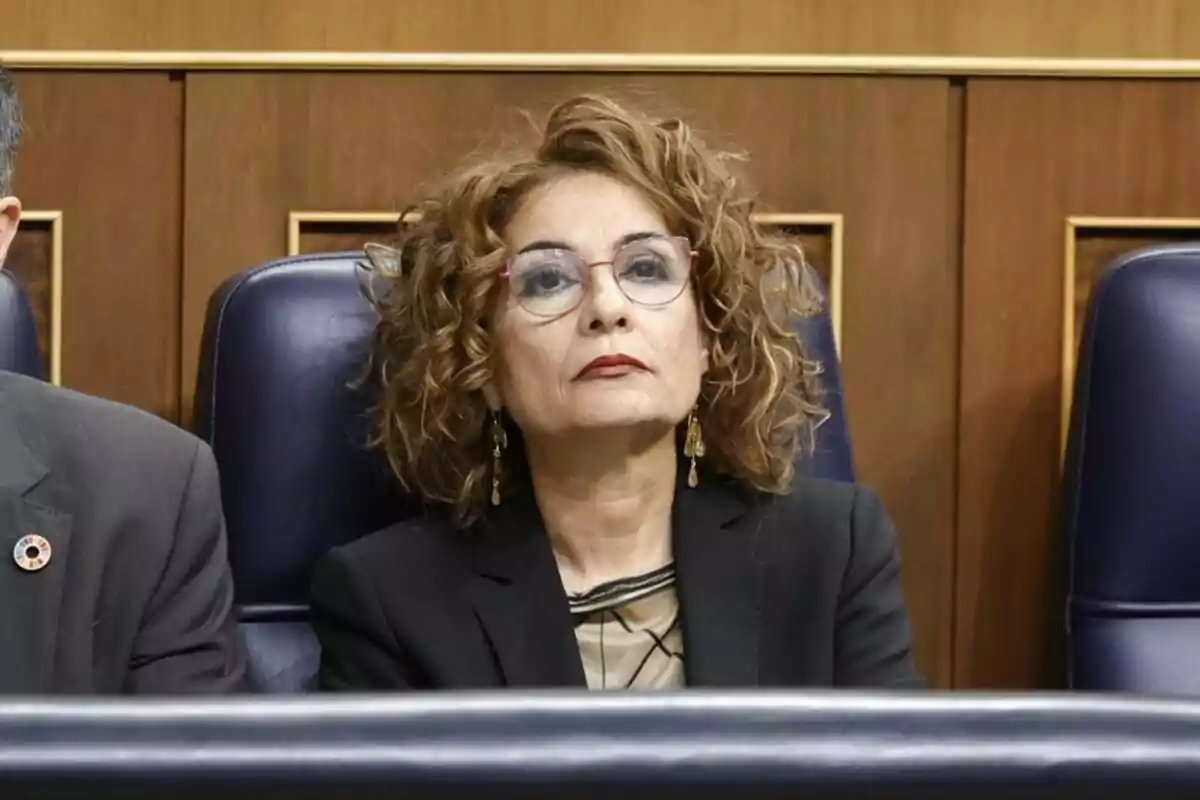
[196,251,854,692]
[1064,244,1200,694]
[0,269,43,379]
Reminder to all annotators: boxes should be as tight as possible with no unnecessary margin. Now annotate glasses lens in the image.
[613,237,690,306]
[507,249,586,316]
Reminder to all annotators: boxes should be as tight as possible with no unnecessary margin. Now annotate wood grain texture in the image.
[182,72,959,684]
[296,220,398,256]
[959,79,1200,688]
[11,72,182,418]
[7,0,1200,58]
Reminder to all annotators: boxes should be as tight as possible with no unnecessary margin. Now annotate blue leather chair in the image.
[196,251,854,693]
[194,253,412,692]
[0,268,42,378]
[1065,244,1200,694]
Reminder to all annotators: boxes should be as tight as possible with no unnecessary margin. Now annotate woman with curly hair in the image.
[311,94,921,691]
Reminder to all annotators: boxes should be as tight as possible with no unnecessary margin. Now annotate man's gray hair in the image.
[0,68,21,196]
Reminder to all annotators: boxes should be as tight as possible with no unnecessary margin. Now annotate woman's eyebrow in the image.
[516,239,573,255]
[515,231,664,256]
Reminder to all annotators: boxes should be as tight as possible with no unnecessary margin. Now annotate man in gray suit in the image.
[0,68,246,692]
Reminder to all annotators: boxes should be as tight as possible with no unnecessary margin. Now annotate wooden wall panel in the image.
[292,218,398,257]
[959,79,1200,688]
[183,73,959,685]
[9,0,1200,58]
[12,72,182,418]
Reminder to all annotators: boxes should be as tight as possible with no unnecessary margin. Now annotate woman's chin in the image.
[566,404,678,434]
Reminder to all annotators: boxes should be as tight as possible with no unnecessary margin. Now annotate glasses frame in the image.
[500,235,699,318]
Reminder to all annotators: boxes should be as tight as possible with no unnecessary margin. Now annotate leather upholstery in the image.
[2,693,1200,793]
[196,252,853,693]
[194,253,411,693]
[0,269,42,379]
[1064,244,1200,693]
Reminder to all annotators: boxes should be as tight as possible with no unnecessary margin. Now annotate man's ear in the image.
[0,196,21,266]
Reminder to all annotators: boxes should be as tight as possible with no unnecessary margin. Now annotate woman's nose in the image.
[583,264,630,330]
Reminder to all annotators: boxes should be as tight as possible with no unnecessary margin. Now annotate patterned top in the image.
[568,563,685,690]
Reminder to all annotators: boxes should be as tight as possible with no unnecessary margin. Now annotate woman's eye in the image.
[519,266,577,296]
[621,255,669,282]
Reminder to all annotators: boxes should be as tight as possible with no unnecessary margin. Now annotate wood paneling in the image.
[12,72,182,418]
[293,217,399,257]
[959,79,1200,688]
[6,220,53,375]
[8,0,1200,58]
[183,72,959,685]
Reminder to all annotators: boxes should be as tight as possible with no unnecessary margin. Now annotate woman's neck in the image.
[525,429,677,595]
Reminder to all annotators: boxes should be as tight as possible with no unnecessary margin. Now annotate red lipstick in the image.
[576,354,648,379]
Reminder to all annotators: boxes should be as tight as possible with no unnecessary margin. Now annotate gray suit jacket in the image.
[0,371,246,693]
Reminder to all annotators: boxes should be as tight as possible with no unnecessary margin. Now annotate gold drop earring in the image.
[683,407,705,488]
[490,410,507,506]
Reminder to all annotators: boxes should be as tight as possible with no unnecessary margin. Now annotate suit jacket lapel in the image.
[469,489,586,688]
[0,401,74,693]
[673,476,763,687]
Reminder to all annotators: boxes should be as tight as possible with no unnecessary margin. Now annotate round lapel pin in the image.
[13,534,52,572]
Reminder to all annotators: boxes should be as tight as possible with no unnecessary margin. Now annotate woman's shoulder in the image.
[754,476,877,524]
[746,476,896,558]
[316,512,472,583]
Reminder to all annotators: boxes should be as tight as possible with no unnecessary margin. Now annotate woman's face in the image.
[489,171,708,442]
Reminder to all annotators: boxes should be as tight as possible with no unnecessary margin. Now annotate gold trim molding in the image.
[287,209,843,355]
[8,51,1200,77]
[286,211,411,257]
[1061,215,1200,456]
[19,210,64,386]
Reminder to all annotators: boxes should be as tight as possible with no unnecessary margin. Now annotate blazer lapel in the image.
[0,406,73,693]
[673,476,763,687]
[469,489,586,688]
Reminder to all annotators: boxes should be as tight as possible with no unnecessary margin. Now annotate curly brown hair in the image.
[363,93,829,526]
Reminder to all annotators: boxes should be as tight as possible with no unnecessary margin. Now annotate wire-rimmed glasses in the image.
[502,234,696,317]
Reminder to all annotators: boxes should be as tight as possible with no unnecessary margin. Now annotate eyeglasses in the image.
[502,235,696,318]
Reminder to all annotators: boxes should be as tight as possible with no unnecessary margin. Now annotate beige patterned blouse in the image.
[568,564,685,690]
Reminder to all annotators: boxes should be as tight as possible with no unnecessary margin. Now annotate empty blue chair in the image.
[1065,244,1200,693]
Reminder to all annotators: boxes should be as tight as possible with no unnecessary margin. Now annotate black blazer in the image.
[0,371,246,693]
[311,472,923,690]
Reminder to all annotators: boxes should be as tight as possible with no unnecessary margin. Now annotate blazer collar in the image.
[469,467,763,688]
[469,486,586,687]
[671,472,763,687]
[0,382,49,496]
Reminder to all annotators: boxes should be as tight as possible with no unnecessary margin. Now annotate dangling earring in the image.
[490,410,507,506]
[683,407,705,488]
